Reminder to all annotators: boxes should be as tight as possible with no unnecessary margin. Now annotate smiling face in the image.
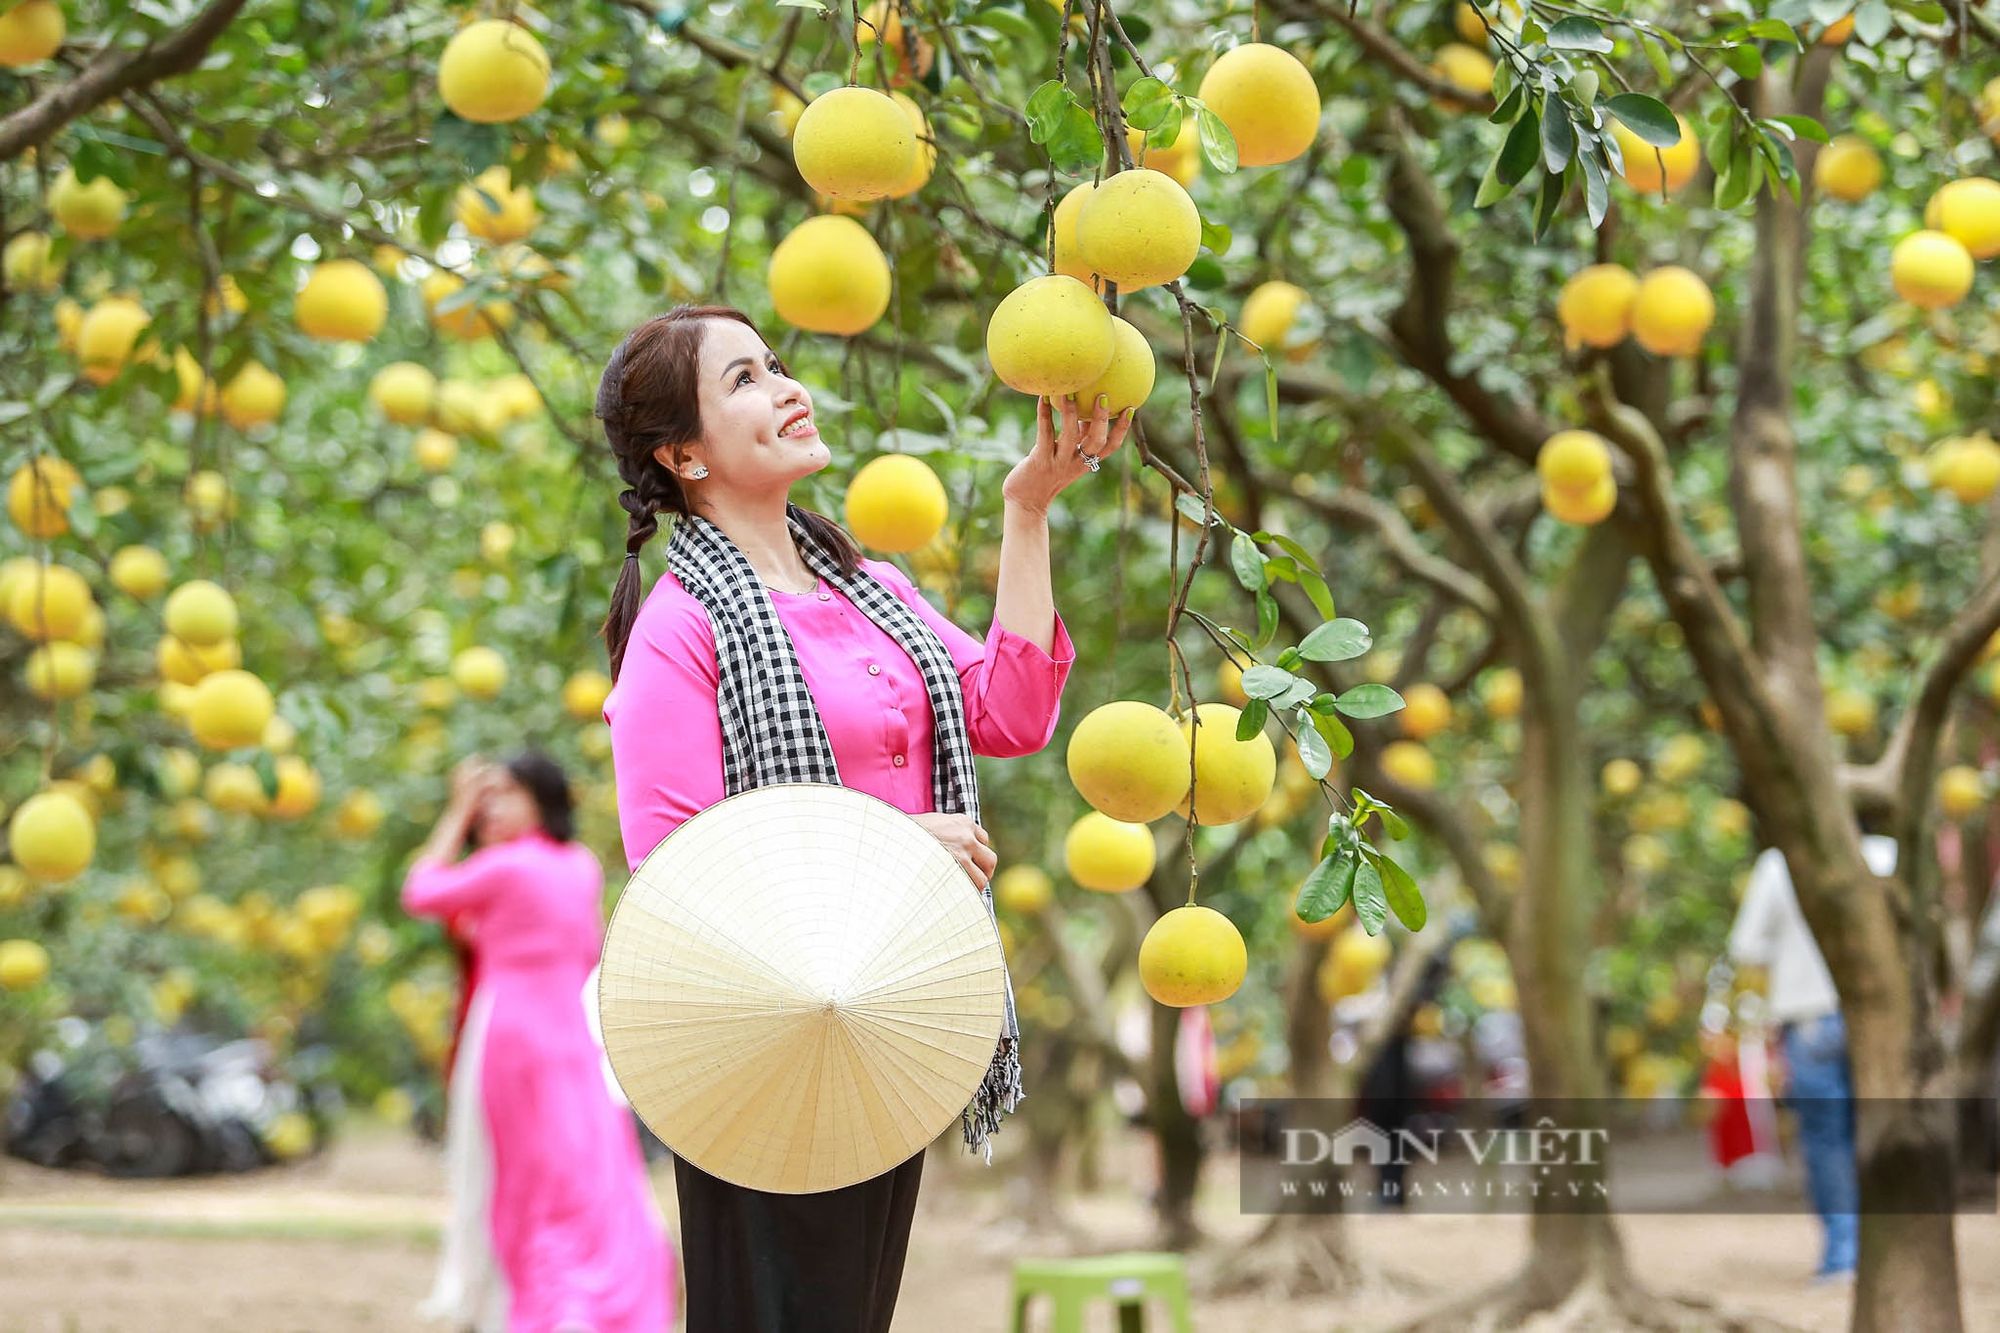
[656,318,829,495]
[474,769,542,847]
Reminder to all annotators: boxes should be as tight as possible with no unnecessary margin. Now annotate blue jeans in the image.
[1783,1013,1859,1275]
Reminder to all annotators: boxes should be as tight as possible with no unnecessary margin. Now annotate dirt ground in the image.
[1,1123,1997,1333]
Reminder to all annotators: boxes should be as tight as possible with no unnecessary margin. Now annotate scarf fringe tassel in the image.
[960,1036,1024,1165]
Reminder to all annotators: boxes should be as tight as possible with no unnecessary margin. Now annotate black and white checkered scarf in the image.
[663,501,1023,1163]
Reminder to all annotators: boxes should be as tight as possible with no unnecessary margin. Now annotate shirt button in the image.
[892,753,905,767]
[817,591,831,601]
[868,663,881,676]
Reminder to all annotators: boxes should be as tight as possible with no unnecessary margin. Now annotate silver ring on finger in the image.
[1080,450,1101,472]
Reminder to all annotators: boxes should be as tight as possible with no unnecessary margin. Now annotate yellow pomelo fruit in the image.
[1543,474,1616,525]
[1239,280,1307,353]
[1556,264,1638,349]
[1127,119,1201,188]
[10,788,95,883]
[1381,740,1438,790]
[1537,429,1612,492]
[1707,798,1751,841]
[413,428,460,474]
[1215,658,1248,707]
[0,939,50,992]
[8,456,77,539]
[430,378,486,435]
[1629,266,1714,358]
[480,521,516,562]
[1175,703,1277,825]
[489,372,542,421]
[48,167,126,240]
[1654,733,1706,783]
[370,362,437,425]
[793,86,917,201]
[1890,230,1974,309]
[885,92,935,199]
[26,641,95,700]
[1139,904,1247,1006]
[268,756,322,820]
[768,215,892,336]
[1983,77,2000,143]
[204,762,269,815]
[1925,178,2000,260]
[263,1110,315,1161]
[1482,667,1523,719]
[1066,700,1191,824]
[76,296,150,385]
[6,563,91,642]
[1400,683,1452,741]
[1197,43,1321,168]
[769,85,808,138]
[454,165,539,244]
[1063,811,1156,892]
[0,865,31,908]
[986,274,1114,396]
[421,270,513,341]
[172,347,219,416]
[438,19,549,124]
[1935,434,2000,504]
[295,259,387,342]
[1320,925,1392,1001]
[1813,136,1881,202]
[334,788,386,839]
[994,864,1054,914]
[563,670,613,722]
[593,113,631,149]
[1073,315,1155,414]
[1820,13,1854,43]
[189,669,275,751]
[158,635,240,686]
[1076,169,1201,291]
[845,454,948,552]
[3,230,61,290]
[202,273,249,318]
[855,1,934,83]
[220,360,287,429]
[1431,43,1495,101]
[1050,181,1098,286]
[1612,115,1698,195]
[453,645,507,700]
[1938,765,1984,821]
[1825,688,1876,738]
[262,714,296,753]
[164,580,238,646]
[53,296,83,351]
[0,0,62,65]
[1454,0,1522,44]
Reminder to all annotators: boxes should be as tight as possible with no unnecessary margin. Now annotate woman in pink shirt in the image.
[597,305,1130,1333]
[402,753,678,1333]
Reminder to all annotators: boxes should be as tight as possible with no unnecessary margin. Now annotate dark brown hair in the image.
[596,305,861,680]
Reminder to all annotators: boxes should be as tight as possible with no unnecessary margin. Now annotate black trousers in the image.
[673,1149,925,1333]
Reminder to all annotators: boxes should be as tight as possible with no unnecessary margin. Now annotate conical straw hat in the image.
[597,783,1009,1194]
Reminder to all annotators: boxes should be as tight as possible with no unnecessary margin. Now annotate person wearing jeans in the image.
[1729,835,1893,1280]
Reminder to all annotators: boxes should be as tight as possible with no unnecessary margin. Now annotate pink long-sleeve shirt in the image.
[605,557,1076,872]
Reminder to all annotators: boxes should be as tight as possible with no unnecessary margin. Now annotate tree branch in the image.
[0,0,249,161]
[1282,0,1496,113]
[1294,481,1500,619]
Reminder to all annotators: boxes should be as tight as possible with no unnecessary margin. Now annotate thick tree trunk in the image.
[1146,996,1204,1249]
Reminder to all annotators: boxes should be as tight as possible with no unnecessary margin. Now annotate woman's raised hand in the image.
[1000,394,1135,516]
[910,812,998,891]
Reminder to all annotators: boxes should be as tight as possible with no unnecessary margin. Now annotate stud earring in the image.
[687,464,708,479]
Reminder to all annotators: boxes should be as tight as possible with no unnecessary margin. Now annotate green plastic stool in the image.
[1010,1252,1194,1333]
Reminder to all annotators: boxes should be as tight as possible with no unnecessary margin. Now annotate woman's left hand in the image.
[1001,394,1135,516]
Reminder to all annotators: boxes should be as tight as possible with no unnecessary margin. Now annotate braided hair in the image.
[596,306,860,680]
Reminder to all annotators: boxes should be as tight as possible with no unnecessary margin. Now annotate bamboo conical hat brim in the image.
[597,783,1008,1194]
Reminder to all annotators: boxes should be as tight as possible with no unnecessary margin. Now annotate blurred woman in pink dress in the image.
[403,751,678,1333]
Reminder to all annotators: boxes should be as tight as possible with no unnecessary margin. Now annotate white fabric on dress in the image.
[417,983,510,1333]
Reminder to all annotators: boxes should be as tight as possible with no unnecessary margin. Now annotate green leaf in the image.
[1498,102,1541,186]
[1264,361,1280,438]
[1353,789,1410,840]
[1333,683,1404,719]
[1768,114,1828,144]
[1276,647,1302,671]
[1743,17,1801,44]
[1122,75,1173,131]
[1351,860,1389,935]
[1637,32,1675,84]
[1255,589,1279,647]
[1854,0,1892,45]
[1295,851,1357,923]
[1488,83,1524,126]
[1301,572,1337,621]
[1025,80,1068,141]
[1295,718,1333,780]
[1299,617,1371,662]
[1230,530,1266,592]
[803,71,846,99]
[1533,164,1567,240]
[1546,16,1613,51]
[1311,709,1355,760]
[1195,106,1238,174]
[1049,103,1102,174]
[1174,492,1218,527]
[1235,697,1268,739]
[1240,664,1296,700]
[1604,93,1680,146]
[1200,218,1232,253]
[1579,149,1608,228]
[1372,852,1428,931]
[1474,147,1517,210]
[1540,102,1576,176]
[1724,42,1763,79]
